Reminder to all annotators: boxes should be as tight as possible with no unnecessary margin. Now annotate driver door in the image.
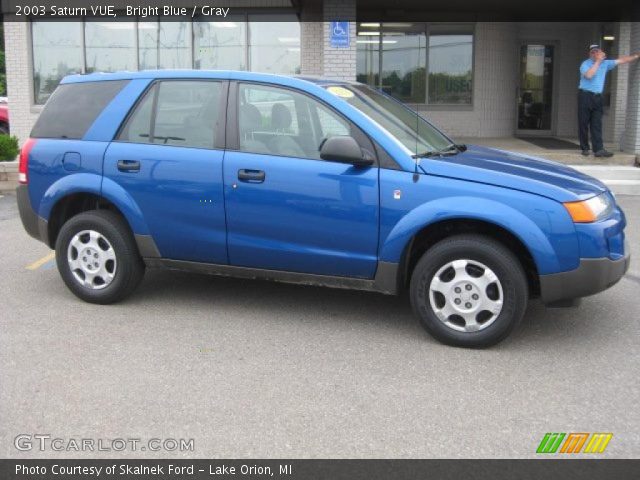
[223,82,379,278]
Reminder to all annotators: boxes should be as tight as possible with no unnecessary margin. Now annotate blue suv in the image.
[17,71,630,347]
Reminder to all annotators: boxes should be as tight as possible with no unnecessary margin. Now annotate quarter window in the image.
[238,84,352,160]
[31,80,128,139]
[118,81,223,149]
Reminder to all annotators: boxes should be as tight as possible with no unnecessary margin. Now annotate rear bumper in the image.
[539,248,631,304]
[16,185,48,245]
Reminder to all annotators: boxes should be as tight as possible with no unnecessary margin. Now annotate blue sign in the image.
[330,21,350,48]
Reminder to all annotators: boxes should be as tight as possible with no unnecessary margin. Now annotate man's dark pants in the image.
[578,89,604,152]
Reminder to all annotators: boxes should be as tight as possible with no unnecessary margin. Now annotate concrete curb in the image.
[0,160,18,192]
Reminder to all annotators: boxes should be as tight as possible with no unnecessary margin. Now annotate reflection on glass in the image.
[324,84,451,155]
[356,23,380,87]
[356,23,473,105]
[380,26,426,103]
[32,22,83,104]
[138,20,158,69]
[194,17,246,70]
[158,21,191,69]
[85,20,136,72]
[139,19,192,70]
[518,44,554,130]
[249,16,300,74]
[428,27,473,104]
[31,16,303,104]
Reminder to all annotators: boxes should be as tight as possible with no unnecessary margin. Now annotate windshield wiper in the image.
[412,143,467,159]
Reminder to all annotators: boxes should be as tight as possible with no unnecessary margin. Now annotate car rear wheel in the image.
[55,210,145,304]
[410,234,528,348]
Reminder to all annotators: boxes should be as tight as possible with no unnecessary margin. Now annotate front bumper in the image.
[539,247,631,304]
[16,185,49,245]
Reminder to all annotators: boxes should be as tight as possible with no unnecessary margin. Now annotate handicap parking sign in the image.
[330,21,350,48]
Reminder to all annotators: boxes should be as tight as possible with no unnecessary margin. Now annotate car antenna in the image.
[413,108,420,183]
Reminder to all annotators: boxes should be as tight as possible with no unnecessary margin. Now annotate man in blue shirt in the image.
[578,44,639,157]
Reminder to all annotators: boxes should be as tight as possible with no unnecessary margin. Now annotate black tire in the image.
[55,210,145,304]
[409,234,528,348]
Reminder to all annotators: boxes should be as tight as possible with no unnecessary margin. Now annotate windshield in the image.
[323,84,452,156]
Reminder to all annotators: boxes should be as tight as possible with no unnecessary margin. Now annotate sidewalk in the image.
[457,136,640,194]
[457,136,638,166]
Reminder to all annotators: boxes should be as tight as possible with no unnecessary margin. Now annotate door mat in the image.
[517,137,580,150]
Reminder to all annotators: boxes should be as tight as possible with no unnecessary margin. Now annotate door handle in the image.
[117,159,140,172]
[237,169,265,183]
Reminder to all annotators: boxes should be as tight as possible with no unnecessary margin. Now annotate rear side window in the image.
[30,80,128,139]
[118,80,223,149]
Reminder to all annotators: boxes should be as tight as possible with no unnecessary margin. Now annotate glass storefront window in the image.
[194,17,247,70]
[31,22,83,104]
[428,25,473,105]
[139,19,192,70]
[249,16,301,74]
[85,20,136,73]
[138,21,158,70]
[356,23,474,106]
[356,28,380,87]
[380,25,426,103]
[31,15,301,104]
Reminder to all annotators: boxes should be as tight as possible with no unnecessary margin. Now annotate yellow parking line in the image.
[26,251,55,270]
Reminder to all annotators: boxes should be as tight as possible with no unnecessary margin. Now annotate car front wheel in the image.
[55,210,145,304]
[410,234,528,348]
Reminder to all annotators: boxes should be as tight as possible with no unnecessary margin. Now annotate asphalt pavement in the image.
[0,192,639,458]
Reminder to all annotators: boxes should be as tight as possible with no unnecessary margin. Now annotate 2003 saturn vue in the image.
[17,71,630,347]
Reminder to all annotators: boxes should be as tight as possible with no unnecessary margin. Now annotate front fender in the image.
[39,173,151,236]
[379,196,568,275]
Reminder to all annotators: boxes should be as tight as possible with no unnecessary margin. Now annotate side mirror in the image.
[320,136,374,167]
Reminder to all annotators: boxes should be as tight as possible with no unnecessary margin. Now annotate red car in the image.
[0,102,9,134]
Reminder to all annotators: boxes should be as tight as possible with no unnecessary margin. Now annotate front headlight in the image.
[563,193,613,223]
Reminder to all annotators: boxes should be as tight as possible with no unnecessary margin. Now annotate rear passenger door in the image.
[104,80,229,264]
[223,82,379,278]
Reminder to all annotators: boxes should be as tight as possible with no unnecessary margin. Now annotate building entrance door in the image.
[516,44,556,135]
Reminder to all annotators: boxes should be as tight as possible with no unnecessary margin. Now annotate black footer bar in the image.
[1,459,639,480]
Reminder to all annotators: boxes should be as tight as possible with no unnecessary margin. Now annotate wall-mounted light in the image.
[603,35,615,41]
[359,23,380,28]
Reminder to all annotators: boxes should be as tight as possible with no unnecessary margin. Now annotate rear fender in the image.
[38,173,150,236]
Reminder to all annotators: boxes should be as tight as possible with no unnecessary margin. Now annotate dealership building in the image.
[3,0,640,155]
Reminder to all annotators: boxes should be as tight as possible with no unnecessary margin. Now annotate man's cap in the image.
[589,44,601,51]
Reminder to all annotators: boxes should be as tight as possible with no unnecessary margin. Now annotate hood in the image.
[420,145,607,202]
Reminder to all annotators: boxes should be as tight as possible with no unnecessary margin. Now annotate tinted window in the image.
[119,80,223,149]
[238,84,352,160]
[31,80,128,139]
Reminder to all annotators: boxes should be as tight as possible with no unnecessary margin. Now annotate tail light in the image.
[18,138,37,184]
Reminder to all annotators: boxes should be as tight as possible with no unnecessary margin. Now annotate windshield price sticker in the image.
[327,86,355,99]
